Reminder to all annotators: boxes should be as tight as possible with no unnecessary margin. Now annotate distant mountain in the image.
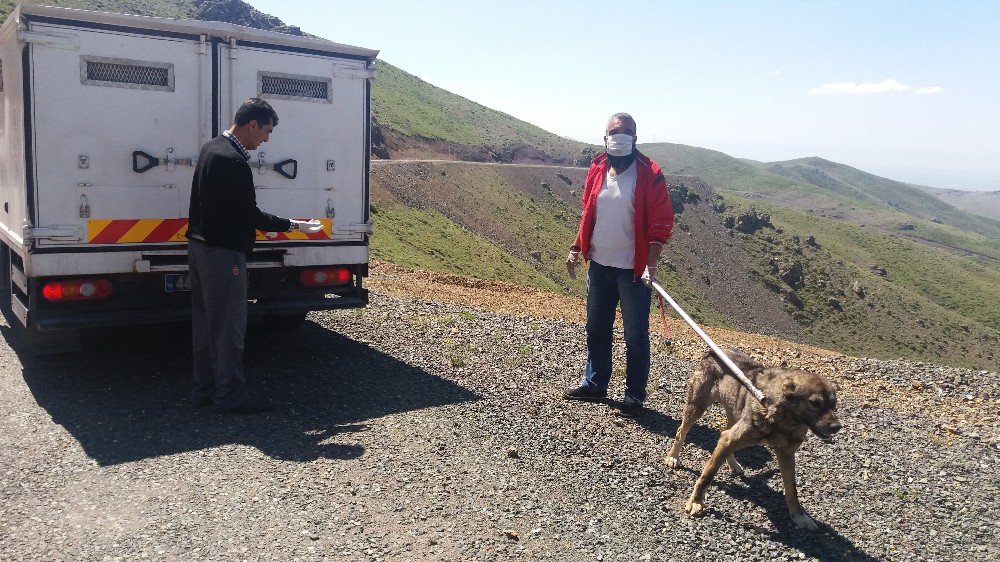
[762,157,1000,238]
[641,144,1000,263]
[909,184,1000,222]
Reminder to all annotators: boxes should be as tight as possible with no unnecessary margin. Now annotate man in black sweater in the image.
[187,98,318,414]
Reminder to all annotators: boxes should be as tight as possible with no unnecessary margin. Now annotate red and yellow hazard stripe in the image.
[86,219,332,243]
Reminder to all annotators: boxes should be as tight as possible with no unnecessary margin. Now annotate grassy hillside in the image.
[369,159,999,369]
[371,61,595,165]
[764,157,1000,239]
[717,195,999,368]
[369,205,563,294]
[369,162,740,328]
[641,143,1000,262]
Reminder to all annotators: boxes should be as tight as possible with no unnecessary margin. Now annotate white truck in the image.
[0,4,377,349]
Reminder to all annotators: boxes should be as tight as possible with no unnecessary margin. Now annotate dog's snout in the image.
[825,419,843,434]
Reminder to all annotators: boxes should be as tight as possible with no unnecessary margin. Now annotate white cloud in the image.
[914,86,944,95]
[769,70,781,76]
[809,78,910,95]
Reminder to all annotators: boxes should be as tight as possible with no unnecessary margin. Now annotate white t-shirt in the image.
[589,162,637,270]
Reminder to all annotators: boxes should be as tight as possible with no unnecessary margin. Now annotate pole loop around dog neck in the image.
[651,281,769,407]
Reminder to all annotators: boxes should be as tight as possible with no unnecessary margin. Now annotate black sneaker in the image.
[615,395,646,416]
[563,385,608,401]
[215,397,274,414]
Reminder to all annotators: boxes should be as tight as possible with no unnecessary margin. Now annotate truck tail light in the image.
[42,279,114,301]
[299,268,351,287]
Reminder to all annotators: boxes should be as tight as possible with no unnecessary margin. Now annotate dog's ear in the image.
[783,378,797,400]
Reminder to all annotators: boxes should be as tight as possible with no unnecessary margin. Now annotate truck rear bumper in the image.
[32,290,369,331]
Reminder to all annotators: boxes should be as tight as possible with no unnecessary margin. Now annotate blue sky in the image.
[248,0,999,191]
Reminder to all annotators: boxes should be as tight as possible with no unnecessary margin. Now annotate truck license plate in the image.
[165,274,190,292]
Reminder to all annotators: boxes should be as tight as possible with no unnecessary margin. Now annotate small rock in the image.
[503,529,520,541]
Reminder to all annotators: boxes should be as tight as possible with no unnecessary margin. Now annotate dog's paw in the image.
[684,498,705,517]
[728,459,744,476]
[793,513,818,531]
[663,456,680,469]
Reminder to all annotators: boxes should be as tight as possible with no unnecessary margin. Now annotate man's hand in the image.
[289,219,323,234]
[641,265,657,288]
[566,249,580,279]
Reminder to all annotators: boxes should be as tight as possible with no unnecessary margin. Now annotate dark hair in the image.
[234,98,279,127]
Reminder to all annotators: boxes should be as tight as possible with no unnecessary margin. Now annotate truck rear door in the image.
[28,22,208,248]
[219,40,371,244]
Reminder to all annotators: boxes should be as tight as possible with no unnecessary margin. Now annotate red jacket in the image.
[573,151,674,277]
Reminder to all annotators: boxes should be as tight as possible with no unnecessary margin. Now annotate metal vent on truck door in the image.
[80,56,174,91]
[258,72,331,103]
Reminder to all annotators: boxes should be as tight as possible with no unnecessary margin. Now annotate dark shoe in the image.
[563,385,607,401]
[215,397,274,414]
[191,395,213,408]
[615,395,646,416]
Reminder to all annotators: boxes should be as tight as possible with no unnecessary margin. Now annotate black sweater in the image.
[187,136,291,253]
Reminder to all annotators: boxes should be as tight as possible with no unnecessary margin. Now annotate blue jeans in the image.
[582,260,652,401]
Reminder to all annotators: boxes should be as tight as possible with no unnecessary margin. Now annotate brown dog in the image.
[664,348,842,530]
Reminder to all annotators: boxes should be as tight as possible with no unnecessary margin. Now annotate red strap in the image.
[656,293,671,340]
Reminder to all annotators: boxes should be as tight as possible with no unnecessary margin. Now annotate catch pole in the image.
[650,281,769,407]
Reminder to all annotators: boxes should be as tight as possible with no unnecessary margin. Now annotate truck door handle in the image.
[273,159,298,179]
[133,148,198,173]
[132,150,159,173]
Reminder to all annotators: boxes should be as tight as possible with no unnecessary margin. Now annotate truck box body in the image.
[0,5,377,336]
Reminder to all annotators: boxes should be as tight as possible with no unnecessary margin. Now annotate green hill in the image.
[763,157,1000,239]
[640,144,1000,263]
[716,194,999,368]
[371,62,596,165]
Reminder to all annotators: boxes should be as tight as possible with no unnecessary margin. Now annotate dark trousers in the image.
[582,260,652,401]
[189,240,249,409]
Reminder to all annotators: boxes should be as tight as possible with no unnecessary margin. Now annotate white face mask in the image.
[605,133,634,157]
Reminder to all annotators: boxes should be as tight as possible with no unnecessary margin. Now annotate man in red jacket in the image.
[563,113,674,410]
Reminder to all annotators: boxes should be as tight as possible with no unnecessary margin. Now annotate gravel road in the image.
[1,267,997,561]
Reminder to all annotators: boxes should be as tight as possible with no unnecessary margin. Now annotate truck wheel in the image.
[257,312,307,333]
